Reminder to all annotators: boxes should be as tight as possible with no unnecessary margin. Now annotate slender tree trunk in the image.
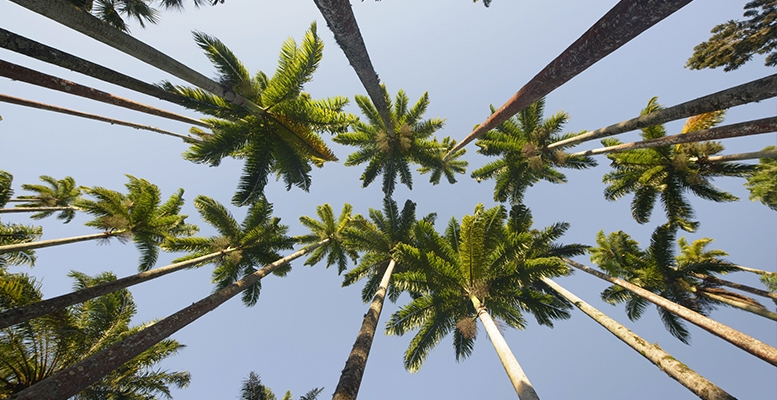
[0,60,208,127]
[732,266,777,277]
[311,0,394,136]
[540,277,736,400]
[10,241,325,400]
[548,74,777,150]
[447,0,693,156]
[0,94,197,142]
[695,290,777,322]
[569,117,777,157]
[0,207,75,214]
[702,149,777,163]
[694,274,777,302]
[470,295,539,400]
[0,250,235,329]
[0,231,119,254]
[332,259,395,400]
[565,258,777,367]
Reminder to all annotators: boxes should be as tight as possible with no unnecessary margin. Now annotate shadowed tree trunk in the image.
[541,277,736,400]
[332,259,395,400]
[447,0,693,156]
[10,241,326,400]
[565,258,777,367]
[0,207,75,214]
[311,0,394,136]
[0,60,207,127]
[695,274,777,302]
[548,74,777,150]
[570,117,777,157]
[694,288,777,321]
[0,94,197,141]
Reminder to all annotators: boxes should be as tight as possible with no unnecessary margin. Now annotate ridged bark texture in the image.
[471,295,540,400]
[571,117,777,157]
[541,277,737,400]
[332,259,395,400]
[549,74,777,149]
[311,0,394,135]
[449,0,693,155]
[10,242,323,400]
[565,258,777,367]
[0,60,207,127]
[0,250,231,329]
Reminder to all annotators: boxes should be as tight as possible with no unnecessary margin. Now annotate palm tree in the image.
[548,73,777,150]
[387,204,583,399]
[5,175,83,223]
[471,98,595,204]
[239,371,323,400]
[163,24,351,205]
[0,175,196,271]
[0,195,288,329]
[601,99,754,231]
[0,270,190,398]
[0,171,12,208]
[446,0,694,156]
[296,203,359,274]
[0,223,41,268]
[331,197,421,400]
[334,86,464,196]
[539,277,736,400]
[65,0,222,33]
[565,257,777,366]
[746,146,777,211]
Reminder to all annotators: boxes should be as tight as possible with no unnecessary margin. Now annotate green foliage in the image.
[296,203,359,274]
[590,225,740,343]
[75,175,197,271]
[687,0,777,71]
[163,196,294,306]
[745,146,777,211]
[602,97,753,232]
[67,0,224,33]
[386,203,581,372]
[14,175,83,223]
[334,85,464,196]
[164,23,353,206]
[471,97,596,204]
[0,223,42,268]
[0,271,190,398]
[238,371,322,400]
[0,171,12,208]
[761,274,777,292]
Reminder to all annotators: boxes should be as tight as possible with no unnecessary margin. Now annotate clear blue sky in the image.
[1,1,775,399]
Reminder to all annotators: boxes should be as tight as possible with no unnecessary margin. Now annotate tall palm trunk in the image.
[447,0,693,156]
[0,60,207,127]
[0,250,236,329]
[565,258,777,367]
[333,259,395,400]
[541,277,736,400]
[693,149,777,163]
[0,94,197,141]
[548,74,777,150]
[569,117,777,157]
[470,295,539,400]
[0,207,75,214]
[694,289,777,322]
[10,240,326,400]
[695,274,777,302]
[732,265,777,277]
[0,230,120,254]
[311,0,394,136]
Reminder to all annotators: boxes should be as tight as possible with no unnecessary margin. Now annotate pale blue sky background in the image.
[1,1,775,399]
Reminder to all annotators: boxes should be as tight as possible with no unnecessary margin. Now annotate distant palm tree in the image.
[0,171,12,208]
[334,86,464,196]
[163,24,352,205]
[471,97,595,204]
[602,99,753,231]
[239,371,323,400]
[8,175,83,223]
[387,204,583,399]
[296,203,359,274]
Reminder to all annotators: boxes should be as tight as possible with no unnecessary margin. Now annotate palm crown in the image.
[334,85,466,196]
[163,23,353,206]
[296,203,359,274]
[471,97,596,204]
[14,175,83,223]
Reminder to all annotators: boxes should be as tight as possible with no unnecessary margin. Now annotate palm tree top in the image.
[296,203,359,274]
[12,175,84,223]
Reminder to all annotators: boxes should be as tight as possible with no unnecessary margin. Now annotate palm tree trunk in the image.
[569,117,777,157]
[470,295,539,400]
[9,0,334,161]
[565,258,777,367]
[0,250,235,329]
[732,265,777,277]
[0,207,75,214]
[548,74,777,150]
[540,277,736,400]
[0,60,208,127]
[0,94,197,142]
[10,241,325,400]
[694,274,777,302]
[695,289,777,322]
[0,27,191,106]
[311,0,394,136]
[698,148,777,163]
[0,230,119,254]
[332,259,395,400]
[447,0,693,157]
